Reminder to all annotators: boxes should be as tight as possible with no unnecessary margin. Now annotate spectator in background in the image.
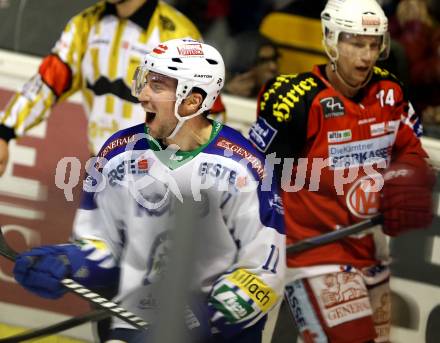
[258,0,329,75]
[390,0,440,128]
[175,0,274,76]
[224,39,280,98]
[376,0,401,18]
[0,0,202,341]
[0,0,202,177]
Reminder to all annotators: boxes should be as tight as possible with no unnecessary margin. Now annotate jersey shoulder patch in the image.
[204,125,266,180]
[97,123,148,161]
[258,72,325,123]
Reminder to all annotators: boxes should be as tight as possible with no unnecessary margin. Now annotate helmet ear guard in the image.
[322,27,339,62]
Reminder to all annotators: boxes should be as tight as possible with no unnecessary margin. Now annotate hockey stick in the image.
[0,228,17,260]
[0,309,108,343]
[0,227,148,331]
[286,214,384,254]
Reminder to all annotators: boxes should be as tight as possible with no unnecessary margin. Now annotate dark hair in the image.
[254,37,279,65]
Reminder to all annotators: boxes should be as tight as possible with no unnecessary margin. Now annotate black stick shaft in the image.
[0,309,108,343]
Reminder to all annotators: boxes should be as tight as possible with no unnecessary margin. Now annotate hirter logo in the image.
[153,44,168,54]
[177,43,204,56]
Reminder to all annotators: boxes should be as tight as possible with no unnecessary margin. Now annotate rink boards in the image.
[0,50,438,342]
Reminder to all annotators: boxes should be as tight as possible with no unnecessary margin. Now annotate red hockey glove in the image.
[379,161,436,236]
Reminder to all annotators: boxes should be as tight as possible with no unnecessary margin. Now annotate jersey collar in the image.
[145,120,223,170]
[314,64,371,102]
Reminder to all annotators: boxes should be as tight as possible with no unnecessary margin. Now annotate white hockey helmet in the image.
[133,38,224,112]
[132,38,225,138]
[321,0,390,61]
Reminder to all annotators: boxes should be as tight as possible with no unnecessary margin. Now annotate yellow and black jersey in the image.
[0,0,201,153]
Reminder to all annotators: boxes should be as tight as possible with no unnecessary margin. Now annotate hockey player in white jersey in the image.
[12,39,286,342]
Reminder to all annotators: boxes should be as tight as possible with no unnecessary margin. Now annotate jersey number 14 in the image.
[376,89,395,107]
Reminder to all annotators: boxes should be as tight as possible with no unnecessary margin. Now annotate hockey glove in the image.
[14,241,119,299]
[14,245,77,299]
[379,161,436,236]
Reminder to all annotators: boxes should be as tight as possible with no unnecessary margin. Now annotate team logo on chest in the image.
[346,176,380,218]
[320,97,345,118]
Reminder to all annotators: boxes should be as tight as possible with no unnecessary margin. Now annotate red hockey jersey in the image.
[249,65,428,269]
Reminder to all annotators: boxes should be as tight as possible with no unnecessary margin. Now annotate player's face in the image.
[137,72,178,139]
[336,33,382,87]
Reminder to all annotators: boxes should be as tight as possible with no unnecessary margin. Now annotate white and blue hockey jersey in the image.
[72,120,285,334]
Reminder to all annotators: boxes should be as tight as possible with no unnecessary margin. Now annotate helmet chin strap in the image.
[166,99,204,139]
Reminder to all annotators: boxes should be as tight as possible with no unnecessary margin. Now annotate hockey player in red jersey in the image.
[248,0,435,342]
